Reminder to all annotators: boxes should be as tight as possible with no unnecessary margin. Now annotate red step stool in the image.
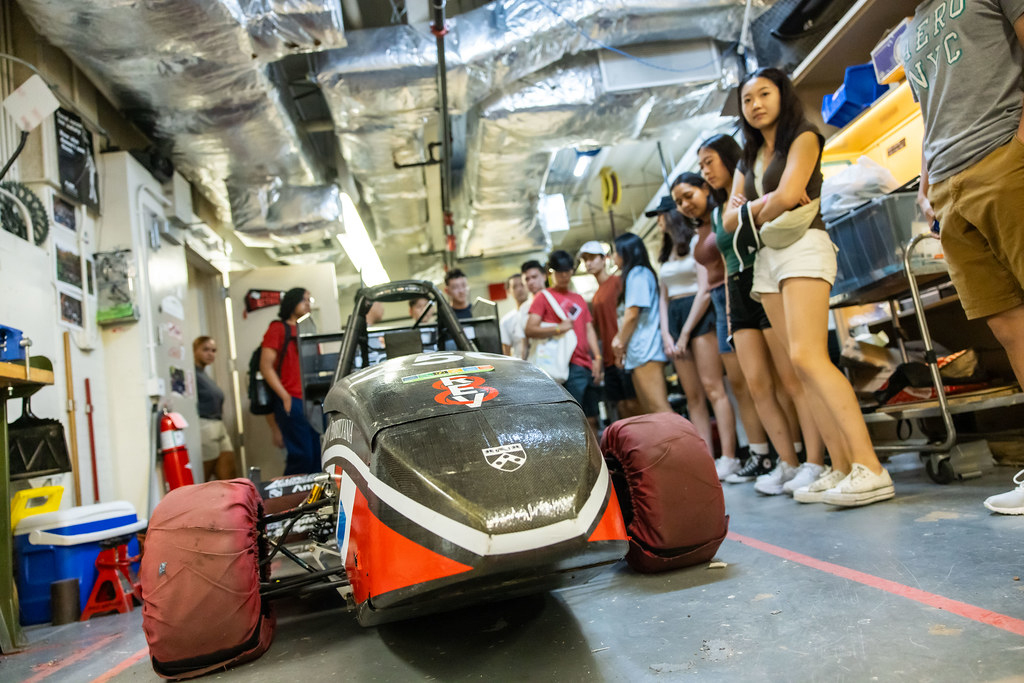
[80,535,140,621]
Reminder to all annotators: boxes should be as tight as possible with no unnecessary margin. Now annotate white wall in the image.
[1,184,113,509]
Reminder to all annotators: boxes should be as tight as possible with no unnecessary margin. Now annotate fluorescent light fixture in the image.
[539,193,570,233]
[572,155,591,178]
[337,193,390,286]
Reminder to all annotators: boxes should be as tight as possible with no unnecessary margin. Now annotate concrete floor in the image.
[3,453,1024,682]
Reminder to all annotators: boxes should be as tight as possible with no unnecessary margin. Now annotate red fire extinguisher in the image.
[159,410,194,490]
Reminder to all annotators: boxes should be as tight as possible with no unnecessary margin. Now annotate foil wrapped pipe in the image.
[228,183,343,236]
[17,0,342,234]
[315,0,768,257]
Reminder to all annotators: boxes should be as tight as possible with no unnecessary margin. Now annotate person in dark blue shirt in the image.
[445,268,473,319]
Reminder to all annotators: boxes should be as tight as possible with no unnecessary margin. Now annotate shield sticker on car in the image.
[482,443,527,472]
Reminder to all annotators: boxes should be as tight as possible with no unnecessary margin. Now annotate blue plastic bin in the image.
[821,64,889,128]
[13,502,146,625]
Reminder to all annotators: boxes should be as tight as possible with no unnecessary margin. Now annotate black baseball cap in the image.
[644,195,676,217]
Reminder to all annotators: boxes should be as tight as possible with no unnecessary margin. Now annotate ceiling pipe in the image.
[430,0,456,271]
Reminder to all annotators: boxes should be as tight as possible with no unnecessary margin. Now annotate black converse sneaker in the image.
[725,452,776,483]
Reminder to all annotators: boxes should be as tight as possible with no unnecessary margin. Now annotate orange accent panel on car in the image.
[587,487,628,542]
[345,488,473,604]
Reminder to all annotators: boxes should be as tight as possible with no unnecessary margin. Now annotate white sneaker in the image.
[754,461,798,496]
[793,467,846,504]
[783,463,825,496]
[821,463,895,507]
[983,469,1024,515]
[715,456,742,481]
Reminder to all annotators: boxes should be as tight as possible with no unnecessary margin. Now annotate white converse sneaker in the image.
[783,463,825,496]
[821,463,895,507]
[983,469,1024,515]
[715,456,742,481]
[754,461,798,496]
[793,467,846,504]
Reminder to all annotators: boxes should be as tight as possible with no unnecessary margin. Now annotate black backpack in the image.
[248,322,293,415]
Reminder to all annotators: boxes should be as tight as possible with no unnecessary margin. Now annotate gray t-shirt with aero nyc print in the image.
[903,0,1024,182]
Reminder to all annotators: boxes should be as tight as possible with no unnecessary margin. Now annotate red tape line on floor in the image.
[23,633,122,683]
[90,647,149,683]
[728,531,1024,638]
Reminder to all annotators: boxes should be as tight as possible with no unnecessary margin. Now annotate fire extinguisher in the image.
[158,410,194,490]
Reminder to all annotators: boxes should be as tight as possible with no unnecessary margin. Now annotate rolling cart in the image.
[829,194,1024,484]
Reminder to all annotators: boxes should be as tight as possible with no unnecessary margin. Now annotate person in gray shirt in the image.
[194,336,237,481]
[909,0,1024,514]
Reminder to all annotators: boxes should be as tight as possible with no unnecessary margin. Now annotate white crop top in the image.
[660,255,699,298]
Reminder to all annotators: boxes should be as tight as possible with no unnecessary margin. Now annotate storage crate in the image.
[822,64,889,128]
[13,501,146,625]
[827,192,924,298]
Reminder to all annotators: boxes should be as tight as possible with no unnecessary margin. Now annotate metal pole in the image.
[431,1,456,270]
[656,141,672,187]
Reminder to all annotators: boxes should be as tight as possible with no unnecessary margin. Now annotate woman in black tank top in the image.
[721,68,895,507]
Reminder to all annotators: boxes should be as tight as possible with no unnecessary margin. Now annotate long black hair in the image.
[737,67,813,171]
[614,232,657,305]
[279,287,307,321]
[698,134,742,206]
[670,171,715,228]
[657,208,695,263]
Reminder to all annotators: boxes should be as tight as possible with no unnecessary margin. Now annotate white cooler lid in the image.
[14,501,138,536]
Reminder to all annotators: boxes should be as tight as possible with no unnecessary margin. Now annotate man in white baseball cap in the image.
[578,240,640,422]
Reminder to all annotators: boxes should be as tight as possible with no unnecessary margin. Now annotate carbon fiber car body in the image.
[321,281,627,625]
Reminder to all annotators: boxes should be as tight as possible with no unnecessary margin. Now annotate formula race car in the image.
[139,280,628,678]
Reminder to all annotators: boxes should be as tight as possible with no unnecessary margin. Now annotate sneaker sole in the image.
[793,489,827,503]
[725,476,757,484]
[983,501,1024,515]
[822,485,895,507]
[754,484,785,496]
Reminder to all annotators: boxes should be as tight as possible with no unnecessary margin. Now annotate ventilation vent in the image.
[598,40,721,93]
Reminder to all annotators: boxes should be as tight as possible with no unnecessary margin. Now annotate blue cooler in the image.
[13,502,147,625]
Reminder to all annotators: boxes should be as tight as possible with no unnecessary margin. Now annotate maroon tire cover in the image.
[601,413,728,573]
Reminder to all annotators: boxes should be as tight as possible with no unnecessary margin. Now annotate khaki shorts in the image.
[199,418,233,462]
[929,136,1024,320]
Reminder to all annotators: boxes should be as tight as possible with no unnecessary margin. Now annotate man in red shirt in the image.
[525,250,603,432]
[579,241,640,421]
[260,287,321,475]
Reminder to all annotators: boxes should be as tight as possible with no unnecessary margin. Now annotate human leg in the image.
[985,304,1024,387]
[732,329,797,465]
[214,451,237,480]
[761,293,839,472]
[778,278,892,505]
[275,397,322,475]
[692,331,737,460]
[630,361,673,414]
[671,355,712,449]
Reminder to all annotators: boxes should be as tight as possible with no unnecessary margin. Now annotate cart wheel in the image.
[925,456,956,485]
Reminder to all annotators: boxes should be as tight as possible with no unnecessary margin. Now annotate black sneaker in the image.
[725,452,776,483]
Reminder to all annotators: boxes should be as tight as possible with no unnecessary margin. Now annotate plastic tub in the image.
[821,64,890,128]
[827,192,920,298]
[13,502,146,625]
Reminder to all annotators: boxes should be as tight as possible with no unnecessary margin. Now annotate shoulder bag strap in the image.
[275,321,293,374]
[541,289,570,321]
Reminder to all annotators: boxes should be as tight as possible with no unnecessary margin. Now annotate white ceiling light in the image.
[572,155,591,178]
[539,193,570,233]
[337,193,390,286]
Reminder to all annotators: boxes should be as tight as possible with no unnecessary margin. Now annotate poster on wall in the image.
[55,108,100,211]
[52,195,76,232]
[58,286,84,330]
[55,238,83,290]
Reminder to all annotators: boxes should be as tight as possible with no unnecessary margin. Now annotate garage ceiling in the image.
[15,0,847,294]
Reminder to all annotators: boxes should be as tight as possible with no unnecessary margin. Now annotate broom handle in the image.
[63,332,82,505]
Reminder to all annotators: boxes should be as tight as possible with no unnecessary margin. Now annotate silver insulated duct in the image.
[16,0,346,242]
[315,0,767,257]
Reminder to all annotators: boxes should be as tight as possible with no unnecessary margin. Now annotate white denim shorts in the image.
[751,228,838,302]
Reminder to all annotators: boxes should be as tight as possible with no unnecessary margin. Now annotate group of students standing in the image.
[506,67,895,508]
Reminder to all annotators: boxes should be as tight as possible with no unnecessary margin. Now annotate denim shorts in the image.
[708,283,733,354]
